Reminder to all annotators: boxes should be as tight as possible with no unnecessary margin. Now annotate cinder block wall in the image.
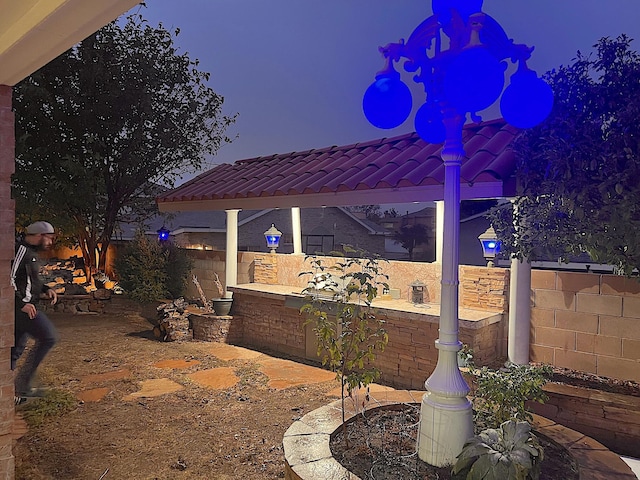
[0,85,16,479]
[530,271,640,382]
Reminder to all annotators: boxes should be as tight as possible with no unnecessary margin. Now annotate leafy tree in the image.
[488,35,640,275]
[12,11,234,277]
[393,223,429,260]
[299,246,389,446]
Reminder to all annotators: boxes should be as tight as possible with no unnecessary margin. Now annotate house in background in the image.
[116,206,390,256]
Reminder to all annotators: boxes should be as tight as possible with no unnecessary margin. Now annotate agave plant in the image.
[452,420,544,480]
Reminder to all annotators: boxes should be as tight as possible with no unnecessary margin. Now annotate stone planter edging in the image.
[283,390,637,480]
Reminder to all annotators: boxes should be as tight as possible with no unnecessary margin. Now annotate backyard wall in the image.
[230,288,503,390]
[530,271,640,383]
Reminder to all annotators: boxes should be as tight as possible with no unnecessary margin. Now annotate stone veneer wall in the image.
[530,270,640,383]
[232,290,503,390]
[0,85,15,479]
[529,382,640,458]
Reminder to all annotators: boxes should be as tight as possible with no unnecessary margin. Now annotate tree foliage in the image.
[299,246,389,445]
[393,223,429,260]
[488,35,640,275]
[12,11,234,276]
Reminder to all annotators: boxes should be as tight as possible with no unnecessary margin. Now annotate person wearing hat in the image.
[10,221,60,403]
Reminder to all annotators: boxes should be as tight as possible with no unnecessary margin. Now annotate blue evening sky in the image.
[134,0,640,185]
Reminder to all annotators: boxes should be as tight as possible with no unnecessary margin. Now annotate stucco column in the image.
[508,257,531,364]
[291,207,303,255]
[0,84,16,479]
[225,209,240,297]
[435,200,444,263]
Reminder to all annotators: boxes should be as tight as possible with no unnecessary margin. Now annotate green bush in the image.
[472,362,552,428]
[114,231,193,302]
[164,241,195,298]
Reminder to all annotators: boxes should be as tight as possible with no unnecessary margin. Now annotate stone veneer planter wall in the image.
[529,382,640,458]
[229,287,503,391]
[283,390,637,480]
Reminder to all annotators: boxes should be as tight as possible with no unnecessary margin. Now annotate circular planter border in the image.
[283,390,637,480]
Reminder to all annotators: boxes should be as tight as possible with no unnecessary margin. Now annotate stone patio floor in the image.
[12,341,640,479]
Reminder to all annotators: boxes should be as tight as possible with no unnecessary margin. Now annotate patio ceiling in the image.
[0,0,140,86]
[158,118,521,212]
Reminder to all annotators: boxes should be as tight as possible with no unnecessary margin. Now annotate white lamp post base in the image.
[417,344,473,466]
[418,392,473,466]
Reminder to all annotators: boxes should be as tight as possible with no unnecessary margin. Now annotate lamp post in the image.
[264,224,283,254]
[478,226,502,267]
[363,0,552,466]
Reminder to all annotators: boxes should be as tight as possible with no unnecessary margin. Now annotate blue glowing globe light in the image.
[414,102,446,144]
[500,68,554,129]
[443,46,506,114]
[363,75,413,129]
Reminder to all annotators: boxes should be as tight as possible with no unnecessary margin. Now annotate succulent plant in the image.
[452,420,544,480]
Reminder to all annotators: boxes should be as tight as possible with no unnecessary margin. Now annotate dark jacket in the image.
[11,240,50,310]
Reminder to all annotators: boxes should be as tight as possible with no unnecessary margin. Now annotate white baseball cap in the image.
[25,221,55,235]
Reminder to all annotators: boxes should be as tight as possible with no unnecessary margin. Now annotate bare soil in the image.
[13,297,638,479]
[14,298,338,480]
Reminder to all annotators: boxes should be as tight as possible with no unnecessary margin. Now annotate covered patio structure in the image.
[157,118,532,367]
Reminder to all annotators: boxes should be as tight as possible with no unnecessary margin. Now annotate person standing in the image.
[10,221,59,403]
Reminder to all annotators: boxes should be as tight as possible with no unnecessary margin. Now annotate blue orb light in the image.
[500,68,554,129]
[443,46,505,113]
[157,226,170,242]
[415,102,446,144]
[432,0,483,20]
[363,75,413,129]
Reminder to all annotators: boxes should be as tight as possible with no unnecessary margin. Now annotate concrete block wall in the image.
[530,270,640,383]
[0,85,16,479]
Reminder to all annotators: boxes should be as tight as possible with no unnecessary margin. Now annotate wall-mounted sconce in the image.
[157,226,170,242]
[264,224,283,254]
[478,226,502,267]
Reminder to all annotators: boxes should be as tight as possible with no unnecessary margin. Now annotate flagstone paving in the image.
[257,357,337,390]
[188,367,239,390]
[122,378,184,401]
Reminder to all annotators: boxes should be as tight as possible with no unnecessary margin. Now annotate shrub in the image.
[164,242,194,298]
[472,362,552,428]
[452,420,544,480]
[115,231,193,302]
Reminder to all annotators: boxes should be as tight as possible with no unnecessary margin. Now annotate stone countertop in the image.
[228,283,503,328]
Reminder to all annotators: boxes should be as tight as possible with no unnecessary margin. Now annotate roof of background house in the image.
[157,118,521,212]
[114,206,389,241]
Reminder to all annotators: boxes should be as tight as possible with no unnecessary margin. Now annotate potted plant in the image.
[211,272,233,316]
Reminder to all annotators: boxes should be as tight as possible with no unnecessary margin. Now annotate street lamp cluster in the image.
[363,0,552,467]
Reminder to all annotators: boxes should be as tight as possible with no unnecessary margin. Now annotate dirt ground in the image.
[14,298,340,480]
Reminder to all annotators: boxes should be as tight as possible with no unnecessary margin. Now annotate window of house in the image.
[305,235,334,254]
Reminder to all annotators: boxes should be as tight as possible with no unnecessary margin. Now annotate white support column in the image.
[435,200,444,263]
[291,207,303,255]
[225,209,240,298]
[508,257,531,364]
[418,111,473,467]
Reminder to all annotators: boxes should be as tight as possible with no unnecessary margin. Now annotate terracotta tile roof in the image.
[158,118,520,211]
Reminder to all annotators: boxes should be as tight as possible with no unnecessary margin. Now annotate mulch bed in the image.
[330,404,579,480]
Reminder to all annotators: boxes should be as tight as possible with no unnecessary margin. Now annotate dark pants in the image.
[12,309,59,393]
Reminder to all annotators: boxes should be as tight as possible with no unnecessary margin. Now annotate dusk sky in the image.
[135,0,640,185]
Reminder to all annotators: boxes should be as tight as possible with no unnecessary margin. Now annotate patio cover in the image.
[157,118,520,212]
